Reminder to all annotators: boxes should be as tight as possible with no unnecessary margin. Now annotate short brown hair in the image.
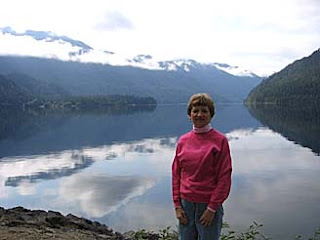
[187,93,215,118]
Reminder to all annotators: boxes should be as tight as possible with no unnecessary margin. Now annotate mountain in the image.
[6,72,67,98]
[0,26,92,58]
[0,74,30,106]
[0,26,258,77]
[245,49,320,105]
[0,56,262,104]
[0,73,68,106]
[0,27,263,104]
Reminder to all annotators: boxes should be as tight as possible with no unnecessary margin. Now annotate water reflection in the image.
[0,104,319,239]
[0,104,260,158]
[0,137,176,219]
[0,151,93,198]
[59,172,155,217]
[247,104,320,155]
[226,127,320,239]
[4,153,93,187]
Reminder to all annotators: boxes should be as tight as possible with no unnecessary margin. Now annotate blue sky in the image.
[0,0,319,76]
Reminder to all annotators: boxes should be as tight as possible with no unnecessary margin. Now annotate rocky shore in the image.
[0,206,160,240]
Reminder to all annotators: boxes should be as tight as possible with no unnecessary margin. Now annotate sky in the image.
[0,0,319,76]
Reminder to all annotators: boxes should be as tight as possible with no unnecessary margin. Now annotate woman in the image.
[172,93,232,240]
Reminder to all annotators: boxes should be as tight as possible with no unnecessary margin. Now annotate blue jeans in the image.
[179,199,224,240]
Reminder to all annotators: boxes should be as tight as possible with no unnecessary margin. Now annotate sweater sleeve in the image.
[172,143,182,208]
[208,137,232,211]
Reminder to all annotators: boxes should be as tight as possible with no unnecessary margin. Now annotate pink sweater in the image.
[172,128,232,211]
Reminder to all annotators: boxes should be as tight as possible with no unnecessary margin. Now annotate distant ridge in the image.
[0,55,262,104]
[0,26,259,77]
[0,26,262,104]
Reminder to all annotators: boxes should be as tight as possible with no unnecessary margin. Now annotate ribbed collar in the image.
[193,123,213,134]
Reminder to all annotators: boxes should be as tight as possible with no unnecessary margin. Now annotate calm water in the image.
[0,104,319,239]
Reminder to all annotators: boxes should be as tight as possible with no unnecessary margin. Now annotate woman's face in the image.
[189,105,212,128]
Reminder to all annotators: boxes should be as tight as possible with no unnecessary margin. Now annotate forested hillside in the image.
[0,74,29,106]
[245,49,320,104]
[0,55,261,104]
[0,73,156,110]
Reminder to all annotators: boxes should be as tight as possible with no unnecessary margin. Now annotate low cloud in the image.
[0,32,81,60]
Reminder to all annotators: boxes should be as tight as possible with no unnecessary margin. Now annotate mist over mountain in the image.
[0,27,263,104]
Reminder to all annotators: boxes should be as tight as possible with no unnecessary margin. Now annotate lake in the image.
[0,104,319,239]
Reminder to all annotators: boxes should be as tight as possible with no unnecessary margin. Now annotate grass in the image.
[126,223,320,240]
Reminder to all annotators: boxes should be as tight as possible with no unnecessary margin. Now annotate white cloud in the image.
[0,33,77,59]
[95,11,134,31]
[0,0,319,76]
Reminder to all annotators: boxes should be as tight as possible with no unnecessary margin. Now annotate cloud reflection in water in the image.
[226,127,320,239]
[59,172,155,218]
[0,151,94,197]
[0,127,319,239]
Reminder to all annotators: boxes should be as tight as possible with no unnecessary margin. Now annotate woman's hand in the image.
[200,209,215,227]
[175,207,188,225]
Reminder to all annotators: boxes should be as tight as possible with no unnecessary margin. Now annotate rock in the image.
[0,206,130,240]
